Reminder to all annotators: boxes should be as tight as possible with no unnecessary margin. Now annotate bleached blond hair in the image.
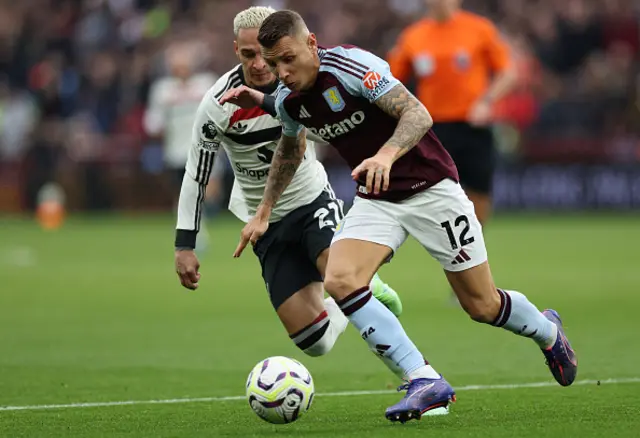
[233,6,277,37]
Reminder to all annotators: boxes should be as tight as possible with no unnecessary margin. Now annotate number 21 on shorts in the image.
[313,201,342,231]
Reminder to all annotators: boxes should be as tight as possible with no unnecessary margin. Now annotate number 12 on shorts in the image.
[440,215,475,250]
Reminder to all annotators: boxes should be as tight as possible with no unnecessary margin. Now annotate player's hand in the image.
[351,152,394,195]
[467,98,493,126]
[218,85,264,109]
[234,216,269,258]
[175,249,201,290]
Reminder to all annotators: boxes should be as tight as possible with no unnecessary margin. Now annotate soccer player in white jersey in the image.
[174,7,401,359]
[225,10,578,423]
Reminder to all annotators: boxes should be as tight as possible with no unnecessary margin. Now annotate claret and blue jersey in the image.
[275,44,458,202]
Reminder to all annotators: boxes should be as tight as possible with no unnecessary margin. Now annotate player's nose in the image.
[253,56,267,70]
[277,66,289,81]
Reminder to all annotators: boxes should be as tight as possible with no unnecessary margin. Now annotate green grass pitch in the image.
[1,213,639,437]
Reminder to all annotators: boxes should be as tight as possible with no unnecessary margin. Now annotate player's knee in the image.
[323,270,359,300]
[293,327,337,357]
[296,335,334,357]
[290,312,338,357]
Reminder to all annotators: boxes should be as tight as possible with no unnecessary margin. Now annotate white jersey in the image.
[144,72,218,169]
[176,65,328,235]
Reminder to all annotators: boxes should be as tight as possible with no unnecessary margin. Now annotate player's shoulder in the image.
[275,82,292,98]
[275,82,297,107]
[319,45,380,80]
[210,64,243,99]
[274,82,300,123]
[196,65,245,128]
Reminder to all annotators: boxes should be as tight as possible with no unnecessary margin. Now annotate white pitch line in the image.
[1,377,638,413]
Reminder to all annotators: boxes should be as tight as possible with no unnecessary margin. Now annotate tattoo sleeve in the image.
[259,130,307,214]
[374,84,432,160]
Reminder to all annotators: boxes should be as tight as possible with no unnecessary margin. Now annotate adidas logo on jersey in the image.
[308,110,366,142]
[230,121,248,133]
[299,105,312,118]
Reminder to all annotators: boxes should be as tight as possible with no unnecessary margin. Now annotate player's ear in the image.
[234,40,239,58]
[307,33,317,52]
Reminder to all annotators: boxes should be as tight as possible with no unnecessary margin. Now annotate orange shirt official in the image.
[387,11,510,122]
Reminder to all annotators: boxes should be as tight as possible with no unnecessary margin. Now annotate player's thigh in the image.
[400,180,499,317]
[276,281,326,335]
[299,187,345,278]
[401,179,488,274]
[326,197,407,299]
[316,248,329,278]
[254,236,324,318]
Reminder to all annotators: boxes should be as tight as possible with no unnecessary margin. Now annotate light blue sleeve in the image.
[326,47,401,103]
[274,84,304,138]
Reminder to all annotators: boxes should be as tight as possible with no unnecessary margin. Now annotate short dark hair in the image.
[258,10,306,49]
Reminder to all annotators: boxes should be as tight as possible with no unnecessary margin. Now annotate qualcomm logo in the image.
[308,111,365,142]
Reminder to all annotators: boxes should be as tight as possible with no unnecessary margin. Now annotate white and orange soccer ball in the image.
[246,356,315,424]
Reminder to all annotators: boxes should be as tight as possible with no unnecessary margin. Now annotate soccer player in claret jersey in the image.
[224,10,578,423]
[174,7,401,362]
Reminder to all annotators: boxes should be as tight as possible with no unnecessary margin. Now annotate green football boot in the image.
[370,273,403,317]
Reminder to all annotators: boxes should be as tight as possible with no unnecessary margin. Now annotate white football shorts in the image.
[331,178,487,272]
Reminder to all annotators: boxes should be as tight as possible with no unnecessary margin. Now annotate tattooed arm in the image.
[255,130,307,219]
[374,83,433,162]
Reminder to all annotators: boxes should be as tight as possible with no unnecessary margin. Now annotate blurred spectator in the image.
[142,39,217,201]
[0,77,39,161]
[0,0,637,213]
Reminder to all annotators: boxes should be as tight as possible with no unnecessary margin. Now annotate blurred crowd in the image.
[0,0,638,212]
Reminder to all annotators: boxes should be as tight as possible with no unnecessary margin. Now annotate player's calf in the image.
[447,262,578,385]
[456,289,501,324]
[490,289,557,348]
[448,263,558,347]
[446,262,501,323]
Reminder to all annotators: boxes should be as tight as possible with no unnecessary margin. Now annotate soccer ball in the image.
[245,356,315,424]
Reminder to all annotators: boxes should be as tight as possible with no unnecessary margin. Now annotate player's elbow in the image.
[421,106,433,131]
[409,105,432,135]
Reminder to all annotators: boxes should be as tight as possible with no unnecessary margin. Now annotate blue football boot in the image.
[542,309,578,386]
[385,376,456,423]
